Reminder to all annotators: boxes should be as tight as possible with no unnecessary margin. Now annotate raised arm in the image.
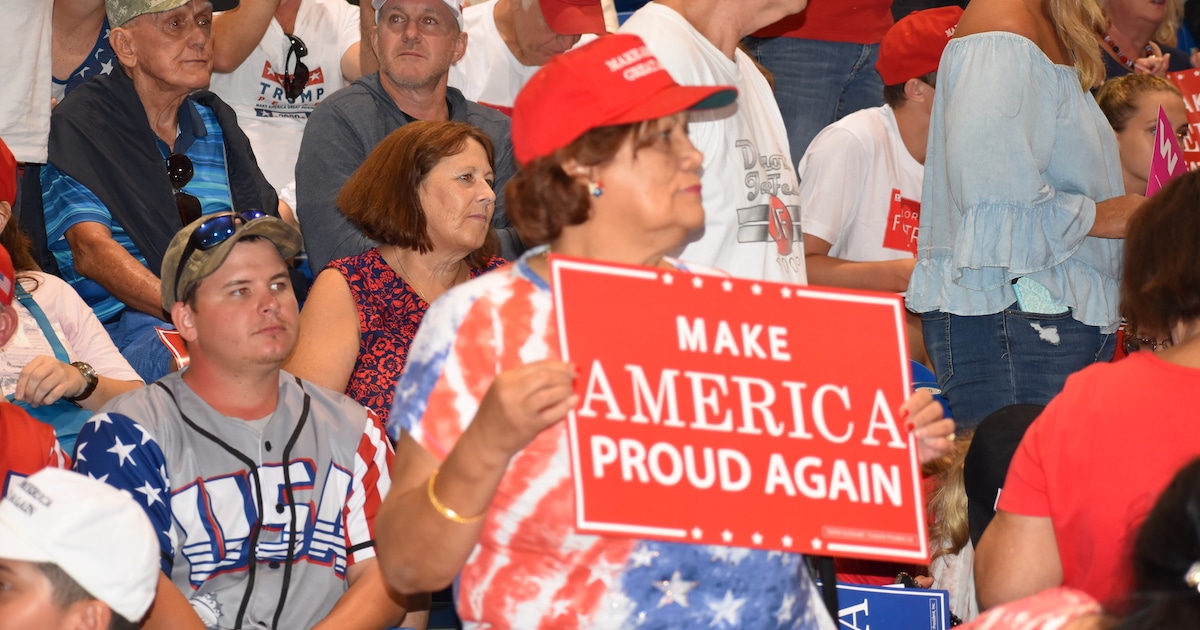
[374,360,577,592]
[212,0,282,73]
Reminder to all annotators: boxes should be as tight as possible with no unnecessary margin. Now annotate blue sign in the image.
[833,583,951,630]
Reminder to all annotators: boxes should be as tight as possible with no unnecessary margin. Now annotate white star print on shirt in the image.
[654,570,698,608]
[707,590,747,627]
[135,480,164,506]
[86,414,112,432]
[628,545,656,568]
[107,436,137,467]
[100,59,114,75]
[775,592,796,624]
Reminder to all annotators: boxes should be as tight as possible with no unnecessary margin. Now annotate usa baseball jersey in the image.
[75,371,393,629]
[389,250,835,629]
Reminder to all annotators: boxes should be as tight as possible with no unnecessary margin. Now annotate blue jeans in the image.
[743,37,885,164]
[922,306,1116,429]
[104,309,174,384]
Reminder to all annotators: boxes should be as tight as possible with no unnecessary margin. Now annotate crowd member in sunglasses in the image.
[208,0,373,223]
[296,0,522,272]
[38,0,280,384]
[73,212,418,630]
[285,120,505,424]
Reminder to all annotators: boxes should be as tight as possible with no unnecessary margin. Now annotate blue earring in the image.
[588,181,604,197]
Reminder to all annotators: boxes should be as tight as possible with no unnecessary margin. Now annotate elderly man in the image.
[40,0,278,383]
[74,212,416,629]
[621,0,809,285]
[295,0,520,271]
[0,469,160,630]
[448,0,606,114]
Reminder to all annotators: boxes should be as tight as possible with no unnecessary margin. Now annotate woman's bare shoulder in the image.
[955,0,1042,41]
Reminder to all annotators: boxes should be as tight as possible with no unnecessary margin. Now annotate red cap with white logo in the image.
[511,34,737,165]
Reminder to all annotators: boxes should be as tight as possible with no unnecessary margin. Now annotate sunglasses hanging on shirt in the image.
[283,34,309,103]
[166,153,203,226]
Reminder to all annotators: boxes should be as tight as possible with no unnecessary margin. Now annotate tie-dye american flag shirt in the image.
[388,249,835,630]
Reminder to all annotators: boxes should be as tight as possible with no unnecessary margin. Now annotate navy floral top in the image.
[330,248,505,422]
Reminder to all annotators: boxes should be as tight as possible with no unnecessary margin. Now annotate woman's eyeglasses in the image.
[166,153,202,226]
[173,210,269,291]
[283,34,309,103]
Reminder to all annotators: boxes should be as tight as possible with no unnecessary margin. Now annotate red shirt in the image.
[755,0,894,44]
[998,351,1200,604]
[0,402,69,493]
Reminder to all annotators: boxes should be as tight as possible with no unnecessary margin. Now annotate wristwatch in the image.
[66,361,99,402]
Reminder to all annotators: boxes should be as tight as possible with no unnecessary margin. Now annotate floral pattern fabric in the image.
[330,248,504,422]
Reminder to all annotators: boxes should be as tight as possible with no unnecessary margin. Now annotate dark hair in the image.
[1,219,43,291]
[1111,457,1200,629]
[337,120,498,269]
[1120,169,1200,342]
[883,72,937,109]
[33,562,138,630]
[504,119,661,246]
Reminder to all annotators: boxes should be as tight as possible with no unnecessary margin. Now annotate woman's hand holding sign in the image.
[476,360,579,458]
[902,389,956,464]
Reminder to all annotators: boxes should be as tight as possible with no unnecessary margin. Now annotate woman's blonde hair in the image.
[1052,0,1109,90]
[926,431,974,561]
[1096,74,1183,131]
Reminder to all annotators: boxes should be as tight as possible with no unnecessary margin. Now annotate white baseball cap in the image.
[372,0,463,28]
[0,469,160,622]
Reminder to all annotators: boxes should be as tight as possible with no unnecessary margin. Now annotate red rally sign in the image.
[551,256,930,563]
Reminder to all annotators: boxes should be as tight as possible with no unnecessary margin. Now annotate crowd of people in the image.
[1,0,1200,628]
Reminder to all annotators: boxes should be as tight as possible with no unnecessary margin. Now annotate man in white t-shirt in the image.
[449,0,605,114]
[620,0,809,285]
[209,0,368,216]
[797,6,962,362]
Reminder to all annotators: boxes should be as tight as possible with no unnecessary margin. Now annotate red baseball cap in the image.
[0,244,15,307]
[539,0,605,36]
[0,137,15,208]
[512,34,737,165]
[875,6,963,86]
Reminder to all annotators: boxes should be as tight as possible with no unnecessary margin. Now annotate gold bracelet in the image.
[426,468,484,524]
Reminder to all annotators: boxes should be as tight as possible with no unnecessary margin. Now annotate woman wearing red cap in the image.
[373,34,955,628]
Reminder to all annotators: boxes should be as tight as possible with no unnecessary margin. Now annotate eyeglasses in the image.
[167,153,203,226]
[172,210,268,294]
[283,34,309,103]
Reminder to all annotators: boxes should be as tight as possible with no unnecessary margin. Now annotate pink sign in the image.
[1146,104,1187,196]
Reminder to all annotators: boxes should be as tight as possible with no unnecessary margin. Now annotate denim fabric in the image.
[922,307,1115,429]
[907,33,1124,331]
[744,37,884,164]
[104,309,173,384]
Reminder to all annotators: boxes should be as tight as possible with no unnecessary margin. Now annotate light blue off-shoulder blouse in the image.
[906,32,1125,332]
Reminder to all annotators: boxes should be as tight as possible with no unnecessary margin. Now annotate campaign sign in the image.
[1146,104,1187,196]
[551,255,929,563]
[1168,69,1200,172]
[834,583,951,630]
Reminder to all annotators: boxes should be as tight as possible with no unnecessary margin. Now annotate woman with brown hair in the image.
[284,120,505,422]
[371,34,956,628]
